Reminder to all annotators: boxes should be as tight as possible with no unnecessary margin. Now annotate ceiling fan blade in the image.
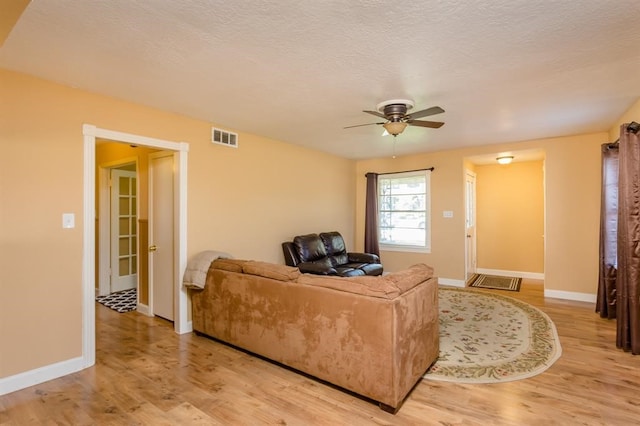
[406,106,445,120]
[363,110,388,119]
[344,122,384,129]
[406,119,445,129]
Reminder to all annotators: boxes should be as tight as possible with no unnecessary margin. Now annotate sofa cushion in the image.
[297,274,401,299]
[243,260,301,282]
[293,234,327,262]
[334,266,365,277]
[359,263,384,276]
[211,258,246,273]
[329,253,349,267]
[297,263,433,298]
[297,260,337,275]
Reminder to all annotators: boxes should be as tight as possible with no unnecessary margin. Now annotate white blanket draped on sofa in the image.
[182,250,232,290]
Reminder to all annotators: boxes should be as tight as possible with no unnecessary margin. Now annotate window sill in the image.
[380,244,431,254]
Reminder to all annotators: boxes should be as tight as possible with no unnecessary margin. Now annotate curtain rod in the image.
[365,167,434,177]
[609,122,639,146]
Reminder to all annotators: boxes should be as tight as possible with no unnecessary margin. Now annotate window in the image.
[378,170,431,252]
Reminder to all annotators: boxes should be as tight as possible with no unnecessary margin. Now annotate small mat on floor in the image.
[96,288,137,313]
[468,274,522,291]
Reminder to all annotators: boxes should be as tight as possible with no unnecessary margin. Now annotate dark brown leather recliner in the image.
[282,231,383,277]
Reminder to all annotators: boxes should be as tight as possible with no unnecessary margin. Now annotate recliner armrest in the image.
[297,261,337,275]
[348,252,380,264]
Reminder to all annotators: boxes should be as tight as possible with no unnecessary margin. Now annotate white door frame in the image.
[82,124,189,370]
[97,158,139,297]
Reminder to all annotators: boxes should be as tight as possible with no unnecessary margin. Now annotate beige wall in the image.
[475,161,544,273]
[355,132,606,296]
[0,69,355,378]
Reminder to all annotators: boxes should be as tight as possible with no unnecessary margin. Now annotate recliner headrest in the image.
[293,233,327,262]
[320,231,346,256]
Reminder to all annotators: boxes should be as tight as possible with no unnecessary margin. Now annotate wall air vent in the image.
[211,127,238,148]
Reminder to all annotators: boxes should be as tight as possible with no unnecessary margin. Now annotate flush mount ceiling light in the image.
[497,156,514,165]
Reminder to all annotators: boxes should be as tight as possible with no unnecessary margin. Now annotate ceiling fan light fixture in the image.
[383,121,408,136]
[497,156,514,165]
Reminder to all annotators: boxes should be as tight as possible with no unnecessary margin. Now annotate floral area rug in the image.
[424,287,562,383]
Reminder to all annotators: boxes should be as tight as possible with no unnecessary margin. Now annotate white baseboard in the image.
[135,304,192,333]
[476,268,544,280]
[544,289,596,303]
[136,303,151,316]
[0,356,86,396]
[438,277,465,287]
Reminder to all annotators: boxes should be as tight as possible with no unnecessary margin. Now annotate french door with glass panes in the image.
[110,169,137,293]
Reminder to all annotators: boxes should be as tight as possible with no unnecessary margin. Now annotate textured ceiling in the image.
[1,1,639,160]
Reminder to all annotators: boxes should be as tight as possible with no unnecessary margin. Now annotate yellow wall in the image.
[355,151,466,280]
[0,69,355,378]
[475,161,544,273]
[355,132,605,295]
[609,98,640,140]
[2,65,637,386]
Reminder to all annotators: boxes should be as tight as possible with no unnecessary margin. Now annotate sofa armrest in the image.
[348,252,380,264]
[297,261,337,275]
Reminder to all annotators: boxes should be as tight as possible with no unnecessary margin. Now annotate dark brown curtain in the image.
[365,172,380,256]
[596,143,619,319]
[616,123,640,354]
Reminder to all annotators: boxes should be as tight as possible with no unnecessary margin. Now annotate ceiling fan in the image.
[345,99,445,137]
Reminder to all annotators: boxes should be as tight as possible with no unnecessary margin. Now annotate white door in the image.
[149,153,175,321]
[110,169,138,293]
[465,170,477,282]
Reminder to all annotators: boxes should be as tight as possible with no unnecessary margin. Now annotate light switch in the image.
[62,213,75,229]
[443,210,453,218]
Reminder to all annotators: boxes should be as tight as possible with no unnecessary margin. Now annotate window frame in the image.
[378,170,431,253]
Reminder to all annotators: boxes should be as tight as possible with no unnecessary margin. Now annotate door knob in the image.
[466,234,471,238]
[149,245,157,252]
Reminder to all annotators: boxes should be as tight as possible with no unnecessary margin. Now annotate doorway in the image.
[149,152,175,321]
[466,153,545,283]
[82,124,189,369]
[464,170,477,282]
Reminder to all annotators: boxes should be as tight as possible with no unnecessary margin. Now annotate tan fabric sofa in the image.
[190,258,439,413]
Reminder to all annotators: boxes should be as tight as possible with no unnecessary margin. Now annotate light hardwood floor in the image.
[2,280,640,425]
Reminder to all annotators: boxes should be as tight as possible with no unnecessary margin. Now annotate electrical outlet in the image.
[443,210,453,218]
